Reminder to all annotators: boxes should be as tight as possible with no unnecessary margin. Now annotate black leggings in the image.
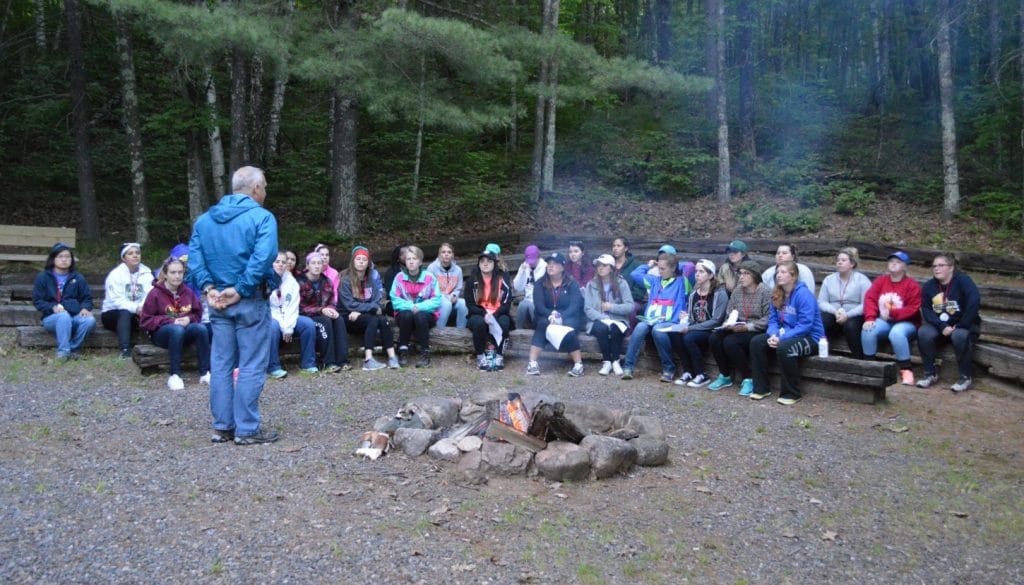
[589,320,625,361]
[101,309,138,350]
[396,310,436,350]
[310,315,350,366]
[709,330,758,380]
[345,312,393,350]
[466,314,511,354]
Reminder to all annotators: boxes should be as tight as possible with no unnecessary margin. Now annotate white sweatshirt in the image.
[269,271,300,335]
[102,262,154,313]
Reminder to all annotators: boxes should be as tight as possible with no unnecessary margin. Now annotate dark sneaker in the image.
[749,390,772,400]
[415,352,431,368]
[493,354,504,370]
[119,348,132,359]
[951,377,972,393]
[398,346,410,367]
[234,429,280,445]
[916,374,939,388]
[777,395,802,405]
[324,364,342,374]
[340,363,353,371]
[211,429,235,443]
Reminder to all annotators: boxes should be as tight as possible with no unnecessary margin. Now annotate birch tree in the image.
[114,14,149,243]
[937,0,960,219]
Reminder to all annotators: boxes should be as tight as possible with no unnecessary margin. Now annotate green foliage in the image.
[970,191,1023,234]
[735,203,823,234]
[793,184,827,208]
[830,182,877,216]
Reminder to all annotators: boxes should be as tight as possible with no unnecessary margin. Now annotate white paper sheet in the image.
[487,315,504,347]
[600,318,628,334]
[545,324,575,350]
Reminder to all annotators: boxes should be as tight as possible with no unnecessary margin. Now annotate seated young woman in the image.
[916,252,981,393]
[464,249,514,371]
[565,240,595,289]
[389,245,442,368]
[525,252,586,376]
[761,243,816,294]
[818,247,871,359]
[611,237,645,307]
[267,251,319,378]
[313,243,341,305]
[749,260,824,405]
[32,243,97,360]
[620,246,691,380]
[426,242,468,328]
[513,244,546,329]
[707,260,771,395]
[101,242,154,359]
[583,254,634,376]
[297,252,351,373]
[716,240,750,294]
[670,259,729,387]
[140,259,211,390]
[861,251,922,385]
[339,246,399,371]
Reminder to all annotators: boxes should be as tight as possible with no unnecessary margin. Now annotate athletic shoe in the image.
[211,429,234,443]
[362,358,386,371]
[199,372,211,385]
[660,372,674,383]
[749,390,772,400]
[708,374,733,391]
[477,354,489,370]
[300,367,320,375]
[398,347,410,367]
[612,360,624,376]
[598,361,613,376]
[899,369,915,386]
[951,377,972,393]
[119,348,132,359]
[415,352,431,368]
[777,395,802,405]
[568,363,584,377]
[526,361,540,375]
[494,354,504,370]
[233,429,280,446]
[620,368,634,380]
[388,356,401,369]
[677,372,694,383]
[687,374,711,388]
[916,374,939,388]
[324,364,342,374]
[340,363,353,371]
[269,369,288,379]
[167,374,184,390]
[738,379,754,396]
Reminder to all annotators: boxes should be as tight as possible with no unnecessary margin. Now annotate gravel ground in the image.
[1,329,1022,585]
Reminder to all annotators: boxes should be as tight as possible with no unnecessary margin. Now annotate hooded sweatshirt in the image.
[767,281,825,342]
[921,271,981,332]
[583,275,634,332]
[513,258,547,301]
[464,271,513,317]
[32,270,93,319]
[565,257,595,289]
[269,271,301,335]
[630,263,691,324]
[685,286,730,332]
[863,274,922,326]
[337,265,385,314]
[140,280,202,334]
[426,258,464,300]
[533,274,585,330]
[187,194,279,298]
[102,262,154,313]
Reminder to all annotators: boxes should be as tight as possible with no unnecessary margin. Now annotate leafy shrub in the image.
[794,184,828,208]
[735,203,823,234]
[832,184,877,216]
[971,190,1023,233]
[600,131,715,199]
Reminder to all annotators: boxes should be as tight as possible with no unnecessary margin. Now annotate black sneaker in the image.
[398,347,410,367]
[233,429,280,445]
[416,351,431,368]
[211,429,235,443]
[119,348,132,359]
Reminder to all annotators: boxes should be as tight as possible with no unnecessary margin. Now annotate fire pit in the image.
[362,389,670,482]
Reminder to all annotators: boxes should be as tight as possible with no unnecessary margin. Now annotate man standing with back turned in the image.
[188,166,281,445]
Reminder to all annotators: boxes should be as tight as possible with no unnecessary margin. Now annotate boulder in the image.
[629,437,670,466]
[563,402,626,435]
[480,439,533,476]
[535,441,591,482]
[580,435,637,479]
[373,413,425,433]
[405,397,462,429]
[453,450,487,485]
[457,436,483,452]
[393,428,440,457]
[428,438,461,462]
[626,415,664,440]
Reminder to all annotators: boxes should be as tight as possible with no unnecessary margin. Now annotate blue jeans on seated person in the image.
[623,321,675,374]
[151,322,211,376]
[917,322,977,379]
[437,296,468,328]
[209,298,271,438]
[268,316,317,372]
[42,312,96,356]
[861,320,917,366]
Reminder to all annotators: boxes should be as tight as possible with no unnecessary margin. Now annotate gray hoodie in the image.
[583,276,634,333]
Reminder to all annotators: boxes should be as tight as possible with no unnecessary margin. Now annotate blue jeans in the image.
[623,321,675,373]
[437,296,468,328]
[515,300,536,329]
[209,298,272,438]
[151,322,211,376]
[861,320,917,365]
[41,312,96,356]
[268,316,317,371]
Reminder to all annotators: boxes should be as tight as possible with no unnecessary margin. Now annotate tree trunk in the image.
[114,14,149,245]
[508,79,518,155]
[248,55,265,165]
[229,48,250,174]
[34,0,45,50]
[65,0,99,241]
[737,0,756,159]
[531,0,552,201]
[541,0,560,196]
[182,75,209,222]
[655,0,672,64]
[329,89,359,235]
[412,55,426,202]
[265,0,293,167]
[713,0,729,203]
[989,0,1002,85]
[1020,0,1024,235]
[204,66,227,197]
[937,0,960,220]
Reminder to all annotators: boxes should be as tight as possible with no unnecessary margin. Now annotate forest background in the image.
[2,0,1023,268]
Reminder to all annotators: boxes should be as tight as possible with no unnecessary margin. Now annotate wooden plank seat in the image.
[827,336,1024,385]
[0,282,105,304]
[16,326,125,349]
[0,225,76,264]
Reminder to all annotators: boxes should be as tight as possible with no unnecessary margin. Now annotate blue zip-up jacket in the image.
[767,281,825,342]
[187,194,279,298]
[32,270,93,319]
[338,266,385,314]
[533,275,585,330]
[630,263,691,323]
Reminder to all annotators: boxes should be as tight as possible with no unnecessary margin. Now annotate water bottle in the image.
[818,337,829,358]
[486,344,496,371]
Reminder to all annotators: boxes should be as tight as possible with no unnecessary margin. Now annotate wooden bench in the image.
[0,225,76,264]
[16,326,124,349]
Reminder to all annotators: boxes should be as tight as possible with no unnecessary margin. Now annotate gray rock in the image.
[580,435,637,479]
[428,438,461,462]
[480,439,533,476]
[457,435,483,452]
[406,397,462,429]
[453,450,487,485]
[563,401,626,434]
[373,413,425,433]
[626,415,664,440]
[393,427,440,457]
[629,437,669,466]
[535,441,591,482]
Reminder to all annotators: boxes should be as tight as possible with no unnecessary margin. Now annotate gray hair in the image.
[231,166,265,194]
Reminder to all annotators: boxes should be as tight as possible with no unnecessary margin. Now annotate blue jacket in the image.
[630,263,692,324]
[187,194,279,298]
[533,275,585,330]
[32,270,93,319]
[767,281,824,342]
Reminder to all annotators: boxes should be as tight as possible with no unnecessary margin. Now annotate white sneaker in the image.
[568,363,584,377]
[199,372,211,385]
[167,374,185,390]
[598,361,612,376]
[612,360,624,376]
[687,373,710,388]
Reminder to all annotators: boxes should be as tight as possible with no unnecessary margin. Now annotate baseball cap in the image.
[545,252,567,265]
[726,240,748,253]
[592,254,615,267]
[696,259,716,275]
[658,244,677,256]
[524,245,540,262]
[887,251,910,264]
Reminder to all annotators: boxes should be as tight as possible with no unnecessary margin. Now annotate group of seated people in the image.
[31,236,982,403]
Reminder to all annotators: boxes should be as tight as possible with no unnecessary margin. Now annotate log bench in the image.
[16,326,125,349]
